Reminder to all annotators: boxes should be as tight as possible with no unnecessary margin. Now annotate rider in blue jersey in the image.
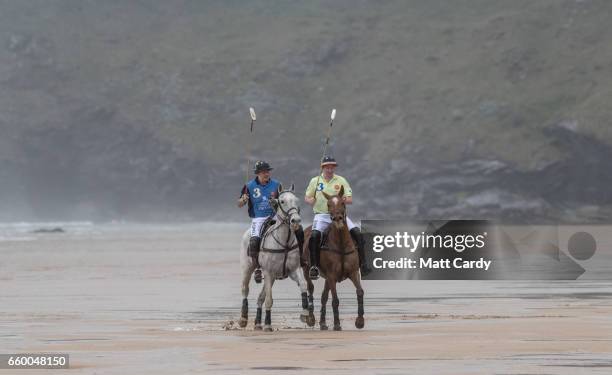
[237,161,281,283]
[238,161,306,283]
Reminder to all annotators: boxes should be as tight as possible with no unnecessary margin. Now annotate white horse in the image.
[238,184,314,331]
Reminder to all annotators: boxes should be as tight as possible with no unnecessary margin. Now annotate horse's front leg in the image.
[302,238,315,322]
[239,264,253,328]
[238,249,254,328]
[307,271,315,323]
[263,272,275,332]
[303,263,316,321]
[329,278,341,331]
[349,271,365,329]
[289,267,315,327]
[254,287,265,330]
[320,279,330,330]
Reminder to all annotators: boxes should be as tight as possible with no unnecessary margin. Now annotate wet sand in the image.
[1,223,611,374]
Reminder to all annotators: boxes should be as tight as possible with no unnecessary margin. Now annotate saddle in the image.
[259,217,276,239]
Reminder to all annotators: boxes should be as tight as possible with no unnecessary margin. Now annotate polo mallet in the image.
[312,109,336,199]
[244,107,257,186]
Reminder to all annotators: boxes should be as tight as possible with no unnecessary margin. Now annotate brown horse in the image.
[302,186,365,331]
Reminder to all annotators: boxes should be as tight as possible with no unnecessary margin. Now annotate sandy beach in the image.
[1,222,611,374]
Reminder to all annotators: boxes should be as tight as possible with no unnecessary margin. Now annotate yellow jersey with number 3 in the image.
[305,174,353,214]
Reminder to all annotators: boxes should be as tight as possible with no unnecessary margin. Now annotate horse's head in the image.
[271,183,302,231]
[322,185,346,230]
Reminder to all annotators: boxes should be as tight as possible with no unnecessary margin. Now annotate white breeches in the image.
[312,213,358,232]
[249,217,269,237]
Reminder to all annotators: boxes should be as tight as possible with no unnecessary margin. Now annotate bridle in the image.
[275,191,301,226]
[329,197,347,224]
[330,210,346,223]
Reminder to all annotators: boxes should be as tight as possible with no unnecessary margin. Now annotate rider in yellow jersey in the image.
[304,156,371,279]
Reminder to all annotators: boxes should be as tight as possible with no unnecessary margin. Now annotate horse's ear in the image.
[290,183,295,192]
[322,191,331,200]
[338,185,345,198]
[277,184,283,194]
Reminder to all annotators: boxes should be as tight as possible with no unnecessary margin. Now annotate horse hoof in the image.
[263,325,273,332]
[320,323,328,331]
[355,317,364,329]
[333,324,342,331]
[300,314,309,323]
[238,317,248,328]
[306,314,316,327]
[254,324,262,331]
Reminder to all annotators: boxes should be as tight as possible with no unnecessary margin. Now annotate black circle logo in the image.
[568,232,596,261]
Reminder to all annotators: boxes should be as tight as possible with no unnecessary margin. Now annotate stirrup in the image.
[254,268,263,284]
[309,266,320,280]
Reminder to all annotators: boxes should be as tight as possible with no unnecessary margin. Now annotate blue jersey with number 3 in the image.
[243,178,280,218]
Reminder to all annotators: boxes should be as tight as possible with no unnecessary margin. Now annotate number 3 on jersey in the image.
[252,187,262,198]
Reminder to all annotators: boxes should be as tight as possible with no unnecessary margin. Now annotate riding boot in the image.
[249,236,263,283]
[350,228,371,277]
[295,226,307,267]
[309,230,322,280]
